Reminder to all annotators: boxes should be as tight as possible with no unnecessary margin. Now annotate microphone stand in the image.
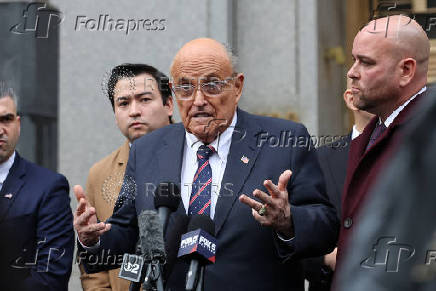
[129,244,144,291]
[186,262,204,291]
[143,259,164,291]
[129,271,144,291]
[195,266,204,291]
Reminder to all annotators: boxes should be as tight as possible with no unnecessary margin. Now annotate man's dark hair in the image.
[107,63,172,123]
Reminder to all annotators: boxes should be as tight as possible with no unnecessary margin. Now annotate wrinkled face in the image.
[113,73,173,142]
[0,97,20,163]
[171,52,244,144]
[347,31,401,115]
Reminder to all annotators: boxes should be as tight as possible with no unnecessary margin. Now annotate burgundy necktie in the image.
[366,122,387,150]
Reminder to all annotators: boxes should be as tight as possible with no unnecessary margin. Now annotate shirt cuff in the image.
[276,232,295,243]
[78,235,101,253]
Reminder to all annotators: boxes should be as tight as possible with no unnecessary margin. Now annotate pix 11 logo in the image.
[10,2,63,39]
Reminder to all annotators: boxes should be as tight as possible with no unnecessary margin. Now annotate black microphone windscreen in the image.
[153,182,181,211]
[138,210,166,262]
[187,214,215,235]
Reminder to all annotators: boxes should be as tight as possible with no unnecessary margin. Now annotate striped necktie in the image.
[188,145,215,216]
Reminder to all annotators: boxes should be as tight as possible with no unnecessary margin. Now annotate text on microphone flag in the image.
[178,229,217,264]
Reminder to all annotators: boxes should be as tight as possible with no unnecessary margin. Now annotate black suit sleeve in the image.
[275,124,339,261]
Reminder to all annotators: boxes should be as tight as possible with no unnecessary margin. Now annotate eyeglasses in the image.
[171,76,236,100]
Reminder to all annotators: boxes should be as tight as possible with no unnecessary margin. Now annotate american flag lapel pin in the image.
[241,156,249,164]
[4,193,13,199]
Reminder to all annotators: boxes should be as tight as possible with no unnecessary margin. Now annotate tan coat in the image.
[79,141,131,291]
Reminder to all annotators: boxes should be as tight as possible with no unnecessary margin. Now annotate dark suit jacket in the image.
[335,85,436,291]
[82,109,339,291]
[316,134,351,219]
[337,90,428,264]
[0,153,74,291]
[303,135,351,291]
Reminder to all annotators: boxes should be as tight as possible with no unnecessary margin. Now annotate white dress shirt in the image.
[180,112,237,219]
[351,125,361,140]
[0,151,15,191]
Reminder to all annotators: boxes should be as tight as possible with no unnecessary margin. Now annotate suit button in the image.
[344,217,353,229]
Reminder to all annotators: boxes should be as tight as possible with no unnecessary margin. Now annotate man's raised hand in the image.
[73,185,111,247]
[239,170,294,238]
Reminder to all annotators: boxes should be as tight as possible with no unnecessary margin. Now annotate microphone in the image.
[119,210,166,291]
[153,182,181,234]
[177,215,216,291]
[119,242,145,291]
[138,210,166,291]
[121,182,180,290]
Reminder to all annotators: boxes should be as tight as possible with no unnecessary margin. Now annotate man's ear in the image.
[234,73,244,104]
[16,115,21,137]
[165,96,174,117]
[399,58,416,87]
[343,89,358,111]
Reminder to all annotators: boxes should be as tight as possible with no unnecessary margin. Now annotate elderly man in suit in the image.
[74,38,339,290]
[78,64,173,290]
[0,86,74,290]
[336,15,430,266]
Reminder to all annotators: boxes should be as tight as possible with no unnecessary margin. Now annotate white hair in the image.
[0,81,18,107]
[169,41,239,78]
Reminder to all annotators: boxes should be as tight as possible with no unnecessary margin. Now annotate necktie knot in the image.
[197,145,215,161]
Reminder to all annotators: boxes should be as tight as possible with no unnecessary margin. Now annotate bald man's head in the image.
[347,15,430,120]
[169,38,244,143]
[362,15,430,75]
[170,38,235,79]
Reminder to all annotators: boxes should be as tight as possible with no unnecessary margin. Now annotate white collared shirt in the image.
[180,112,237,219]
[351,125,361,140]
[0,151,15,191]
[383,86,426,127]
